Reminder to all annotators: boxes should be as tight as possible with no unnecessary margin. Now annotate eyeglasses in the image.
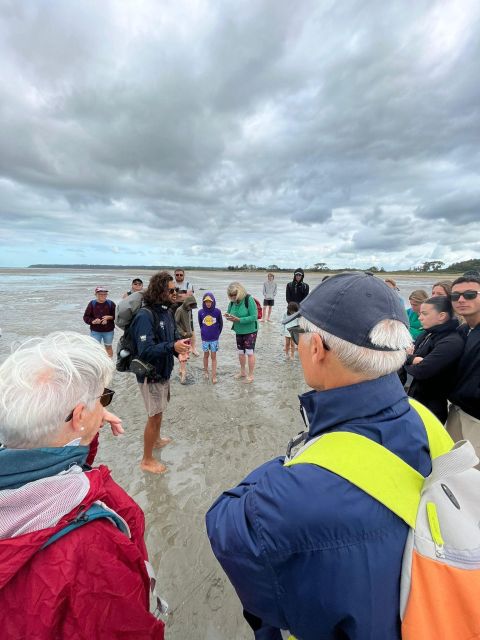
[175,273,184,278]
[285,318,330,349]
[451,290,479,302]
[168,287,177,295]
[64,388,115,423]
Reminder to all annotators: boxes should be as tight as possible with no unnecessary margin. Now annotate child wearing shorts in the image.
[261,272,277,322]
[282,301,299,359]
[198,292,223,384]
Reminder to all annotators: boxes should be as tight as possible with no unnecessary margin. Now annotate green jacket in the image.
[228,295,258,335]
[407,308,423,340]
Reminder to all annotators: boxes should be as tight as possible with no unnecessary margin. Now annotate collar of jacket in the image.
[0,445,90,490]
[299,372,408,440]
[427,317,459,335]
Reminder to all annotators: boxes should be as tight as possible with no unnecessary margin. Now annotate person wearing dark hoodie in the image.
[405,296,464,423]
[198,292,223,384]
[0,332,165,639]
[174,294,197,384]
[286,268,309,306]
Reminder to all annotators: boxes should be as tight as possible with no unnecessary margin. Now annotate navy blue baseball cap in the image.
[289,272,408,351]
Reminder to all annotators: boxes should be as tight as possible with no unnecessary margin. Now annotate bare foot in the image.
[140,459,167,474]
[180,373,186,384]
[245,375,254,383]
[191,351,200,357]
[203,369,209,378]
[212,376,217,384]
[154,436,172,449]
[259,319,265,323]
[234,372,246,379]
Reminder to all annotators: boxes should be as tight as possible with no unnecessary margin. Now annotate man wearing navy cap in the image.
[207,272,432,640]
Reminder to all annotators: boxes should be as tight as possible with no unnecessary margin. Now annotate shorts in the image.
[90,330,114,346]
[202,340,219,352]
[263,299,274,306]
[236,332,257,355]
[138,380,170,417]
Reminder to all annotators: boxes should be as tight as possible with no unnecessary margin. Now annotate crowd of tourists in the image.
[0,267,479,639]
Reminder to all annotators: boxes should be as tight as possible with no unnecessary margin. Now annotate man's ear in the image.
[309,333,329,364]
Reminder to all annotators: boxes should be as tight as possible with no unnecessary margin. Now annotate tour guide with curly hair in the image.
[129,271,191,474]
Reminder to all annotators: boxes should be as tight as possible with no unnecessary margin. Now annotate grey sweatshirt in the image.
[263,280,277,300]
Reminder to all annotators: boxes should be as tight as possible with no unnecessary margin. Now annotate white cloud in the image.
[0,0,477,268]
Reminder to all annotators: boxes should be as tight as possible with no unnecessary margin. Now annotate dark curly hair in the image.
[142,271,174,306]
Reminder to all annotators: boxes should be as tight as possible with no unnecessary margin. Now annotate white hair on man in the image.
[0,332,113,449]
[299,316,411,380]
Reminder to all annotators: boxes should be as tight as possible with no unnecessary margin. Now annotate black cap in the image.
[291,272,408,351]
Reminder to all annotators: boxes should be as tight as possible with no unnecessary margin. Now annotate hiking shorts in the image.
[236,332,257,355]
[138,380,170,417]
[90,330,114,346]
[263,299,274,306]
[202,340,219,352]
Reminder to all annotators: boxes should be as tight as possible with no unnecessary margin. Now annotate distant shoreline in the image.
[25,264,465,277]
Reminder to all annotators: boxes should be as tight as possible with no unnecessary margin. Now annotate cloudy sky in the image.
[0,0,479,269]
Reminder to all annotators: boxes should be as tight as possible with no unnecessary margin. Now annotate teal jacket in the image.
[227,295,258,335]
[407,308,423,340]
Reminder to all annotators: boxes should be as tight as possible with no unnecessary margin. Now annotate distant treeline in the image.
[27,258,480,273]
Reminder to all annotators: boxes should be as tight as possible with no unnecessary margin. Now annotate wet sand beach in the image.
[0,268,453,639]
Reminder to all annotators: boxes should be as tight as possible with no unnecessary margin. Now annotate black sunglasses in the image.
[287,323,330,349]
[64,388,115,423]
[451,290,479,302]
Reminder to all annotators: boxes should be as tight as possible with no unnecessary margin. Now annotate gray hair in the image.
[299,317,411,380]
[0,332,113,448]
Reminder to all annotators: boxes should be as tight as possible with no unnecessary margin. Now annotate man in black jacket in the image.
[446,275,480,460]
[129,271,190,474]
[286,268,309,307]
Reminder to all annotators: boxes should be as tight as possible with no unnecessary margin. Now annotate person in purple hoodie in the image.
[198,292,223,384]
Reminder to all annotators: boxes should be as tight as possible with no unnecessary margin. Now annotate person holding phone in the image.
[225,282,258,383]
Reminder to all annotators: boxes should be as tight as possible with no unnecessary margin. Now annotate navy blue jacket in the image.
[129,303,179,383]
[206,373,431,640]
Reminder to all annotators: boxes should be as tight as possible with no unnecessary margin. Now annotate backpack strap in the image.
[284,399,453,528]
[41,502,130,549]
[408,398,453,459]
[285,431,423,527]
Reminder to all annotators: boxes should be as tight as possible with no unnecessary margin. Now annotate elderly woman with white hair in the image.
[0,332,165,639]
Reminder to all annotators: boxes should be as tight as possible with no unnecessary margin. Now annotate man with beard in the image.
[129,271,190,474]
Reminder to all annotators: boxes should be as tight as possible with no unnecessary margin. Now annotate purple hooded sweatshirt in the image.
[198,292,223,342]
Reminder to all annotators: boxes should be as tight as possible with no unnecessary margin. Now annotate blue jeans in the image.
[90,330,114,346]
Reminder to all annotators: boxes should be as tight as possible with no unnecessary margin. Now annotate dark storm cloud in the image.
[0,0,479,267]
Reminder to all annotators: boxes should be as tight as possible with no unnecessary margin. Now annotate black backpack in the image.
[116,307,158,377]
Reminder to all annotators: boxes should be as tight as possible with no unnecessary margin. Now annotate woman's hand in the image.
[412,356,424,365]
[225,313,239,322]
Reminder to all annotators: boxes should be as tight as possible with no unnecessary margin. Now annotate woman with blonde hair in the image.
[225,282,258,383]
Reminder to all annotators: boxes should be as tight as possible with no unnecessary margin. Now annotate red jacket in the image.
[0,464,164,639]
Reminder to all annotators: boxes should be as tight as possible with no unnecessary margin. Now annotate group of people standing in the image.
[1,268,480,639]
[391,275,480,451]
